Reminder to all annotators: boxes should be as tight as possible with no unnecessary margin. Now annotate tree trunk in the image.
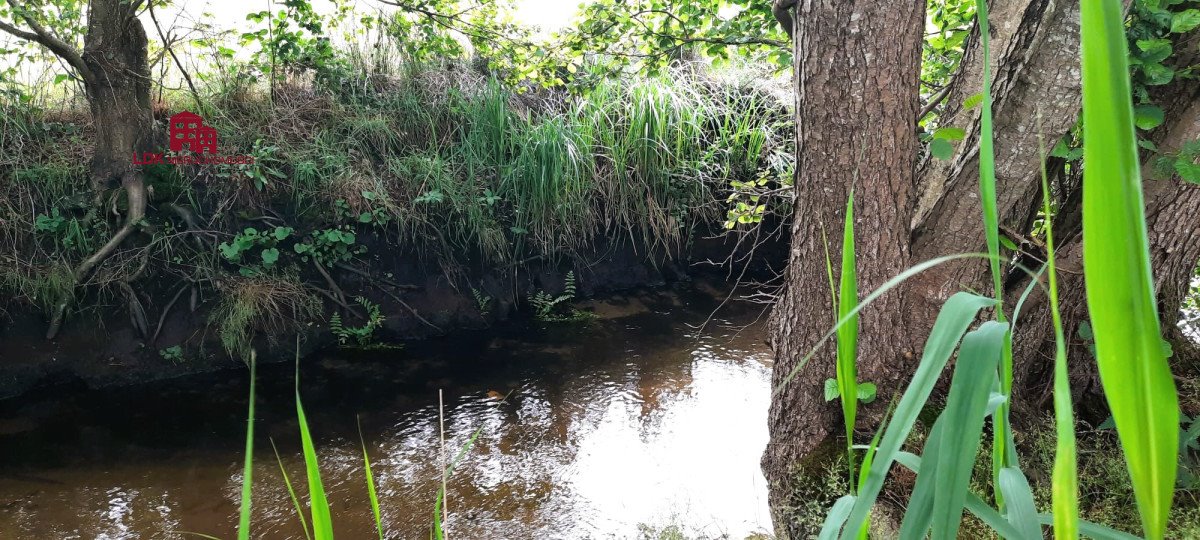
[82,0,154,190]
[762,1,924,536]
[764,0,1200,535]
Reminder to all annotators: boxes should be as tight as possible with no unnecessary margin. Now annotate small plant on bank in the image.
[529,271,593,322]
[472,286,494,318]
[294,226,366,267]
[329,297,385,348]
[219,226,294,276]
[158,345,184,363]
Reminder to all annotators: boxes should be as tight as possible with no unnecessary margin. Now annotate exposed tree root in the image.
[46,172,148,340]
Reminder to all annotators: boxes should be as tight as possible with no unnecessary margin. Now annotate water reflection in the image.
[0,284,773,539]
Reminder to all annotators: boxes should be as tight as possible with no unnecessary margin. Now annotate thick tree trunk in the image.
[1011,82,1200,418]
[764,0,1200,535]
[762,2,924,537]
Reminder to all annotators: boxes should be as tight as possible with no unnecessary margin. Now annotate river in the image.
[0,282,774,539]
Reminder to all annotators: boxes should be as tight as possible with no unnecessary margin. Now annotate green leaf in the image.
[1174,155,1200,183]
[1134,104,1164,131]
[1135,39,1173,63]
[1171,9,1200,33]
[999,235,1018,250]
[838,293,997,539]
[962,93,984,110]
[933,127,966,141]
[929,322,1008,540]
[295,346,335,539]
[236,351,257,540]
[930,138,954,160]
[856,383,877,403]
[53,73,70,85]
[261,247,280,266]
[1081,1,1180,536]
[358,420,384,540]
[818,495,857,540]
[998,467,1043,540]
[824,378,840,401]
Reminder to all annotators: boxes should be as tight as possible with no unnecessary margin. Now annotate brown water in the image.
[0,283,773,539]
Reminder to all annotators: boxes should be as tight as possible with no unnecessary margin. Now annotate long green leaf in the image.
[237,351,257,540]
[897,419,944,538]
[1081,0,1179,536]
[998,467,1042,540]
[359,419,384,540]
[929,321,1007,540]
[1039,129,1079,538]
[295,345,334,539]
[270,438,312,540]
[819,495,857,540]
[837,292,996,539]
[836,191,860,486]
[432,426,483,540]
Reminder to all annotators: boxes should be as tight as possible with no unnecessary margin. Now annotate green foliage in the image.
[1083,0,1180,535]
[471,287,493,317]
[158,345,184,363]
[219,227,294,276]
[529,271,592,322]
[328,297,385,348]
[293,227,366,267]
[237,350,258,540]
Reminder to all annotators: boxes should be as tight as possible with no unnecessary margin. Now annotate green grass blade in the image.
[836,191,860,486]
[433,426,483,539]
[237,350,257,540]
[295,344,335,539]
[774,253,997,394]
[897,418,944,538]
[270,438,312,540]
[1039,131,1079,538]
[1034,514,1142,540]
[837,292,996,539]
[929,321,1007,540]
[1081,0,1179,536]
[818,495,857,540]
[998,467,1042,540]
[359,418,385,540]
[895,452,1025,539]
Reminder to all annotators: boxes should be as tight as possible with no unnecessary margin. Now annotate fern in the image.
[528,271,592,322]
[329,297,386,347]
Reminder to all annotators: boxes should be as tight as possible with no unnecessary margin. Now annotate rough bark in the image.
[909,0,1082,318]
[1011,84,1200,418]
[81,0,155,191]
[762,1,924,536]
[0,1,155,337]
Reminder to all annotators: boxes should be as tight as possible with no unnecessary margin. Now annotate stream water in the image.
[0,282,774,539]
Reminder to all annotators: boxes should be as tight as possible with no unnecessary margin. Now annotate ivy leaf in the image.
[261,247,280,266]
[1134,104,1165,130]
[1142,62,1176,86]
[1135,38,1173,63]
[930,138,955,160]
[933,126,966,141]
[824,378,840,402]
[1171,9,1200,33]
[1174,155,1200,184]
[856,383,877,403]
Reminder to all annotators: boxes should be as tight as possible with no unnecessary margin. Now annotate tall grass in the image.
[237,351,257,540]
[1081,0,1179,536]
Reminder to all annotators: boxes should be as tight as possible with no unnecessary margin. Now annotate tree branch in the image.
[1,1,92,81]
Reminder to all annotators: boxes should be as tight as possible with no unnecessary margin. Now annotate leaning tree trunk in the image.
[762,1,924,537]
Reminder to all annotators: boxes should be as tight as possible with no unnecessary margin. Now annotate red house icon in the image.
[169,111,217,154]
